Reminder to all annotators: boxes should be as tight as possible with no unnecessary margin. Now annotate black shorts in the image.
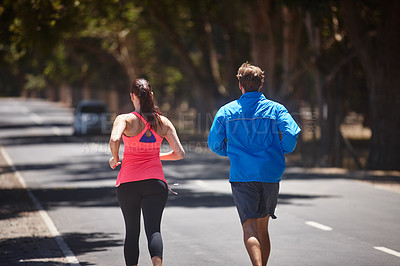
[231,181,279,224]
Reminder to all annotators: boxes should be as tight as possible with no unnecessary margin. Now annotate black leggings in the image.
[116,179,168,266]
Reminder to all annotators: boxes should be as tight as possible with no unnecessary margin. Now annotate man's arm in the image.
[207,108,228,156]
[276,105,301,154]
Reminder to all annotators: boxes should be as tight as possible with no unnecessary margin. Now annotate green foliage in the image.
[24,73,46,91]
[2,0,80,51]
[0,0,387,119]
[1,0,250,102]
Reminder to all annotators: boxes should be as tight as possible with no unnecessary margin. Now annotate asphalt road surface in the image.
[1,98,399,266]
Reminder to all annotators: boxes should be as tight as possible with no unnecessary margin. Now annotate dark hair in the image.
[236,62,265,92]
[131,79,162,129]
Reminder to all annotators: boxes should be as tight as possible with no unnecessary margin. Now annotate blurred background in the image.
[0,0,399,170]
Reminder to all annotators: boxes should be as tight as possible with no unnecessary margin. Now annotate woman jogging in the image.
[109,78,185,266]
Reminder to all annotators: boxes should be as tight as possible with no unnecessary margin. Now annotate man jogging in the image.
[208,62,301,265]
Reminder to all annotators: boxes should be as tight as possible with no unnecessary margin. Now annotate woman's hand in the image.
[109,157,121,169]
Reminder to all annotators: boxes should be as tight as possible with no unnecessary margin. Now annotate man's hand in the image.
[109,157,121,169]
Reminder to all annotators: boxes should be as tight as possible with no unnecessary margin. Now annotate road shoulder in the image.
[0,149,69,265]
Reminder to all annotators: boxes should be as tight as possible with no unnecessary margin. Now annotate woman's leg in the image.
[141,180,168,266]
[117,183,141,266]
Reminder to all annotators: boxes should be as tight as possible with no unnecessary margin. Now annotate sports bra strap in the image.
[132,111,150,126]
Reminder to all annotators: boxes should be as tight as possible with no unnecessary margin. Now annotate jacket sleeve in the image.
[207,108,227,156]
[276,105,301,154]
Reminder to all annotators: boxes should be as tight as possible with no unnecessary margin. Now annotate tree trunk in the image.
[46,85,58,101]
[147,2,222,132]
[82,82,91,100]
[112,29,137,85]
[203,17,227,97]
[340,0,400,170]
[281,5,301,101]
[59,83,72,107]
[247,0,279,98]
[304,12,331,166]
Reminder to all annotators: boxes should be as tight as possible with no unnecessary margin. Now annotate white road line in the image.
[20,106,30,114]
[0,146,81,266]
[195,180,208,188]
[52,126,62,136]
[29,113,44,125]
[305,221,333,231]
[19,258,67,263]
[25,108,62,136]
[1,147,27,188]
[374,246,400,258]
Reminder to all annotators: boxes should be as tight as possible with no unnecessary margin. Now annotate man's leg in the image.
[257,215,271,265]
[242,216,271,266]
[243,218,262,266]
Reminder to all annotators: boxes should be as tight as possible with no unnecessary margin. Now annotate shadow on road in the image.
[0,123,71,130]
[0,233,122,266]
[0,188,36,220]
[0,235,71,266]
[1,185,336,221]
[0,134,109,147]
[62,232,123,266]
[283,171,400,183]
[167,189,235,208]
[278,193,338,206]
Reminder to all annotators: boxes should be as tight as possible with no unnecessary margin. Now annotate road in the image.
[1,98,399,266]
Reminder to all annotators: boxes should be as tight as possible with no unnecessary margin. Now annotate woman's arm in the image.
[109,115,127,169]
[160,117,185,161]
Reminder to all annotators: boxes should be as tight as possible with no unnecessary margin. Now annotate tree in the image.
[0,1,153,112]
[0,0,80,96]
[246,0,281,99]
[340,0,400,170]
[138,0,250,130]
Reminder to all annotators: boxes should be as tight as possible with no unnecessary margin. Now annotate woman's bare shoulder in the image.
[159,115,173,127]
[115,112,137,122]
[158,115,175,136]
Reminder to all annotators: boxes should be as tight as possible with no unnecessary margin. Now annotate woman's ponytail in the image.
[131,79,162,129]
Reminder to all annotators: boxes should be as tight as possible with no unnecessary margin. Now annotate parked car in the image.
[73,100,110,135]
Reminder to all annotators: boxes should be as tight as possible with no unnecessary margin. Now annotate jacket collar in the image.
[240,91,264,99]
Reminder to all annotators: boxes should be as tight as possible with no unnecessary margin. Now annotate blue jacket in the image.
[208,92,301,183]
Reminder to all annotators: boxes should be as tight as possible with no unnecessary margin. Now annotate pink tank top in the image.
[115,111,166,187]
